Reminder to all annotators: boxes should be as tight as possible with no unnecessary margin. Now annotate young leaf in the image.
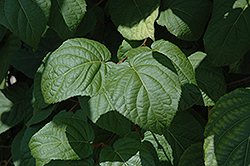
[29,110,95,165]
[205,88,250,165]
[105,48,181,134]
[152,40,200,110]
[157,0,212,41]
[109,0,160,40]
[41,38,112,104]
[204,0,250,66]
[178,142,204,166]
[48,0,87,40]
[0,0,51,48]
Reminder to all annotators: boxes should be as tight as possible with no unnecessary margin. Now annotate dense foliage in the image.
[0,0,250,165]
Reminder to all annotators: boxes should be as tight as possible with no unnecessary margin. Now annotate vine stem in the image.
[4,156,12,166]
[227,76,250,88]
[95,0,104,6]
[67,101,79,112]
[135,125,142,140]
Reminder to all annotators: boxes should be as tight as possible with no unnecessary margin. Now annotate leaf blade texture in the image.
[105,47,181,134]
[205,88,250,165]
[41,38,112,104]
[0,0,51,48]
[204,0,250,66]
[109,0,160,40]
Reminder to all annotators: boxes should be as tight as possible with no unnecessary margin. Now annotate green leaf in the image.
[0,33,21,89]
[0,0,51,48]
[29,110,95,165]
[105,47,181,134]
[151,40,200,110]
[157,0,212,41]
[33,54,50,109]
[229,50,250,74]
[178,142,204,166]
[96,111,131,137]
[188,52,227,102]
[21,123,47,166]
[74,10,97,37]
[0,24,7,42]
[109,0,160,40]
[117,40,142,61]
[204,88,250,166]
[204,0,250,66]
[204,135,218,166]
[0,83,32,134]
[45,158,95,166]
[48,0,87,39]
[41,38,112,104]
[100,137,142,164]
[79,89,114,123]
[164,111,204,165]
[143,131,173,164]
[9,38,61,78]
[11,129,26,166]
[26,104,56,127]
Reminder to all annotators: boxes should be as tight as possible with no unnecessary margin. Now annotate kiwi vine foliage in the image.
[0,0,250,165]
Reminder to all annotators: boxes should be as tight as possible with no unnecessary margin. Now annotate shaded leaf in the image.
[204,0,250,66]
[0,83,32,134]
[45,158,95,166]
[205,88,250,166]
[0,24,6,42]
[109,0,160,40]
[48,0,86,39]
[105,48,181,134]
[164,111,204,165]
[0,33,21,89]
[0,0,51,48]
[178,142,204,166]
[96,111,131,137]
[41,38,112,104]
[188,52,227,103]
[11,129,26,166]
[143,131,173,164]
[157,0,212,41]
[29,110,94,165]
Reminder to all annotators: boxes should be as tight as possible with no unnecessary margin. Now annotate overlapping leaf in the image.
[0,33,21,89]
[204,135,218,166]
[109,0,160,40]
[205,88,250,165]
[0,0,51,48]
[29,110,95,165]
[48,0,86,39]
[188,52,227,103]
[0,83,32,134]
[164,111,204,165]
[105,48,181,134]
[204,0,250,66]
[151,40,200,110]
[157,0,212,41]
[41,38,113,104]
[143,131,173,164]
[46,158,95,166]
[178,142,204,166]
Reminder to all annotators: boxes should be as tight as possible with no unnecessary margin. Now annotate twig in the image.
[227,76,250,88]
